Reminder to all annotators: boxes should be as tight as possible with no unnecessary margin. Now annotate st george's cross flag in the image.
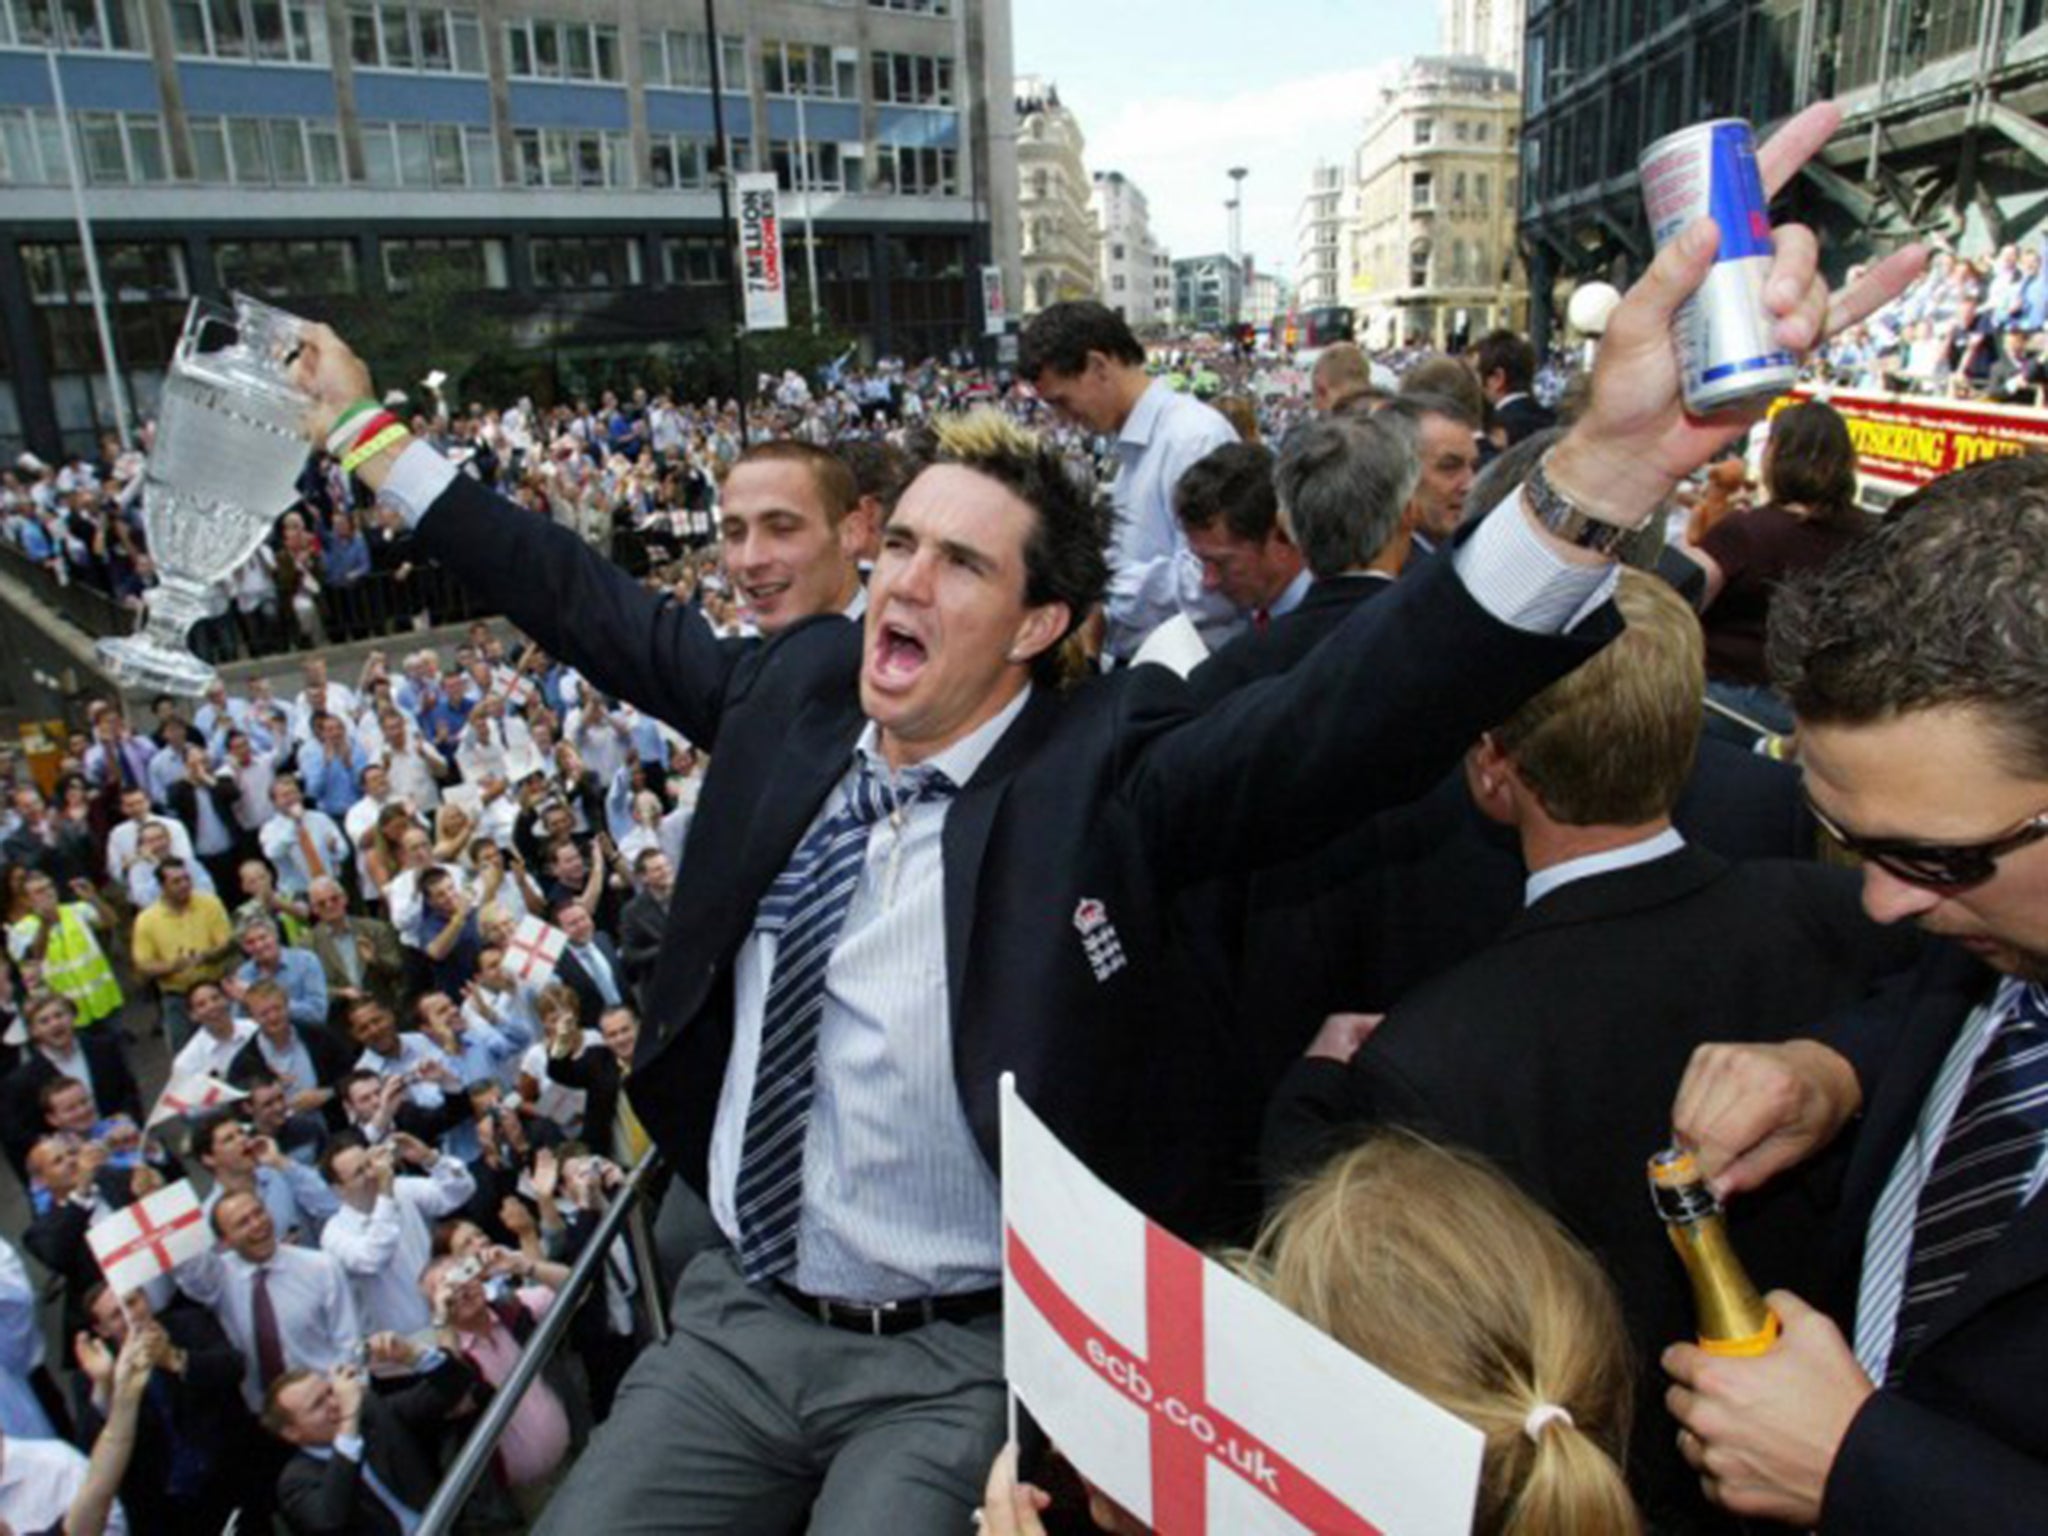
[506,915,568,986]
[1000,1078,1484,1536]
[88,1180,209,1297]
[146,1072,245,1129]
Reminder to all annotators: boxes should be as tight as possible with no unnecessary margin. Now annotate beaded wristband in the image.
[324,399,382,457]
[340,423,410,476]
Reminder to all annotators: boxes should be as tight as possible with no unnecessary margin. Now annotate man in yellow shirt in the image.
[131,857,235,1051]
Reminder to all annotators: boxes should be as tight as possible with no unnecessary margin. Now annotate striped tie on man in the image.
[734,755,956,1284]
[1888,979,2048,1380]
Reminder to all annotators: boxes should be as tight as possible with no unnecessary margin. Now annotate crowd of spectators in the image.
[1,171,2044,1533]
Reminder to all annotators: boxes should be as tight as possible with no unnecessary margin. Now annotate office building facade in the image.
[0,0,1020,458]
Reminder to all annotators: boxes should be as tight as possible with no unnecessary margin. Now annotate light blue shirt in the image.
[1523,828,1685,907]
[711,689,1032,1301]
[239,947,331,1030]
[1103,379,1241,660]
[202,1161,340,1247]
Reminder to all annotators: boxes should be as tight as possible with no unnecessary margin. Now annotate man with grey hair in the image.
[1378,392,1482,560]
[1189,414,1415,707]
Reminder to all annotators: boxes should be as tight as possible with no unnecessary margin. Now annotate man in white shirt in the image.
[317,1132,475,1335]
[258,776,350,898]
[105,787,194,883]
[175,1189,361,1410]
[1020,300,1238,658]
[168,980,255,1082]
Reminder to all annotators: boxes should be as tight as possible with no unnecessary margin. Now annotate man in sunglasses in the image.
[1665,454,2048,1535]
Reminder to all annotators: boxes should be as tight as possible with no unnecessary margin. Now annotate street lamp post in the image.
[1227,165,1248,327]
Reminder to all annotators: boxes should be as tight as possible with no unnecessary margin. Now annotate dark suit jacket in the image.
[3,1035,144,1175]
[414,472,1609,1237]
[24,1169,143,1329]
[1263,846,1921,1534]
[166,777,241,853]
[275,1354,478,1536]
[555,935,628,1031]
[545,1044,631,1158]
[1813,943,2048,1534]
[70,1302,255,1533]
[305,917,408,1022]
[1491,393,1557,446]
[1184,573,1394,709]
[617,889,668,1007]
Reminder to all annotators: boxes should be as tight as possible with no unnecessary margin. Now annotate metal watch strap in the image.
[1523,453,1650,557]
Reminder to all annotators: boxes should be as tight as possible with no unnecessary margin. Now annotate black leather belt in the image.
[773,1281,1003,1336]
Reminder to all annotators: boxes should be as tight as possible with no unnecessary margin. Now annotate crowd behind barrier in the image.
[0,199,2043,1536]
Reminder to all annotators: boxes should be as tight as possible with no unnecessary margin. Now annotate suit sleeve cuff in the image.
[381,441,460,529]
[1453,484,1619,634]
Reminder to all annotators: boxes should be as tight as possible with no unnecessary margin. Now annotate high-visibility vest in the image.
[11,904,123,1025]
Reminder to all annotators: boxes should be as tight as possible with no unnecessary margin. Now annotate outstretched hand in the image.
[1552,101,1927,523]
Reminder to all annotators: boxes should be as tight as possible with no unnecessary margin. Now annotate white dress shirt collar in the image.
[1523,827,1685,908]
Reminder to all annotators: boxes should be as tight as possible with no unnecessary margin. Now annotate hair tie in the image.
[1522,1402,1574,1442]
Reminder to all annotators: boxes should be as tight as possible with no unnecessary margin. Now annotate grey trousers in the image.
[531,1249,1006,1536]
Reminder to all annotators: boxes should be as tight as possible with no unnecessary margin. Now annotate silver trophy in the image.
[97,293,314,696]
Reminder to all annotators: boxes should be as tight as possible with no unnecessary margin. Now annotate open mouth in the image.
[872,621,929,684]
[742,579,791,609]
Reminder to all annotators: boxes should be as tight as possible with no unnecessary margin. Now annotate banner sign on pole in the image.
[1000,1078,1484,1535]
[982,264,1007,337]
[736,173,789,333]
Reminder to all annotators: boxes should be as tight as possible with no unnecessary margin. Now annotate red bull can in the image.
[1639,119,1799,413]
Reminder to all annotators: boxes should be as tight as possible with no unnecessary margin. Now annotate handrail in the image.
[416,1152,666,1536]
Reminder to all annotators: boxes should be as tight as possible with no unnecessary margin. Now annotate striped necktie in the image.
[733,754,955,1283]
[1888,980,2048,1379]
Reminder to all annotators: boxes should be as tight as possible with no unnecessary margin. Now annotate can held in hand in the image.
[1639,119,1799,414]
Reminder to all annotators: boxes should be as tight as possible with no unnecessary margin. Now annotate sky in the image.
[1010,0,1444,290]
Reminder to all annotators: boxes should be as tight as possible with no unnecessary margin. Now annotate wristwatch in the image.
[1523,452,1655,557]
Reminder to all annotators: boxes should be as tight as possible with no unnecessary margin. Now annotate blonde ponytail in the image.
[1244,1133,1641,1536]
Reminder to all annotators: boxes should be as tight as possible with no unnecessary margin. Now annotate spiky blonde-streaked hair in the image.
[914,407,1109,685]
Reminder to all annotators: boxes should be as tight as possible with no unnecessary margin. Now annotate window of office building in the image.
[870,51,956,106]
[531,236,641,290]
[639,29,747,90]
[71,112,168,184]
[2,0,148,49]
[660,236,730,286]
[189,115,344,185]
[0,108,67,185]
[23,241,189,378]
[512,126,631,189]
[506,16,621,81]
[649,133,749,187]
[1411,169,1434,209]
[362,120,494,188]
[767,138,857,193]
[1413,117,1434,146]
[886,234,968,356]
[761,40,857,98]
[868,0,950,13]
[348,2,483,72]
[382,236,508,291]
[168,0,326,62]
[216,239,358,296]
[871,142,955,196]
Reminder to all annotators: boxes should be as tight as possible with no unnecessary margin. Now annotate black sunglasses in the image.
[1807,799,2048,892]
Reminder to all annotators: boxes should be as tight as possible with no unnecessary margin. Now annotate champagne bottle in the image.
[1648,1146,1780,1356]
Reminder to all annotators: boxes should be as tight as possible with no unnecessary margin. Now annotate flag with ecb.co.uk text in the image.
[506,915,567,986]
[88,1180,209,1297]
[1000,1078,1484,1536]
[146,1072,246,1129]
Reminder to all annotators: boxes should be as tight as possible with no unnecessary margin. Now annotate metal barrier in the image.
[415,1153,669,1536]
[0,538,500,661]
[0,540,132,637]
